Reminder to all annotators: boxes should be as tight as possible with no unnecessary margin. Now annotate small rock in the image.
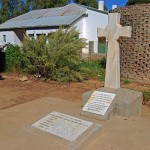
[19,76,28,82]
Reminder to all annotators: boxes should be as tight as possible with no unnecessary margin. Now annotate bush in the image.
[21,27,86,82]
[99,57,106,69]
[5,44,22,72]
[126,0,150,5]
[122,78,131,84]
[80,60,105,81]
[143,91,150,103]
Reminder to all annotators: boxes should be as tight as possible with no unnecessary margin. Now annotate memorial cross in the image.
[98,13,132,89]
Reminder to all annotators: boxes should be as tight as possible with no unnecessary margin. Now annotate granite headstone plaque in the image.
[32,111,93,142]
[82,91,116,115]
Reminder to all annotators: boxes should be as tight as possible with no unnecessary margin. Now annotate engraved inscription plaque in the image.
[82,91,116,115]
[32,111,93,142]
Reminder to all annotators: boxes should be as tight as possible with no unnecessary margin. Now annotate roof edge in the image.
[87,7,108,14]
[72,3,108,14]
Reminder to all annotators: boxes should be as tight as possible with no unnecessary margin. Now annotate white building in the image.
[0,2,108,54]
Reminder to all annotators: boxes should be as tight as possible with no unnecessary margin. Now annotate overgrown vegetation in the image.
[122,78,131,84]
[5,44,22,72]
[4,27,106,82]
[126,0,150,5]
[21,27,86,82]
[80,59,105,81]
[143,91,150,103]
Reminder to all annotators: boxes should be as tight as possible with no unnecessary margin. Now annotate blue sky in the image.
[98,0,128,10]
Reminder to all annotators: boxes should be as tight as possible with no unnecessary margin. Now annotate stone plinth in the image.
[81,88,143,120]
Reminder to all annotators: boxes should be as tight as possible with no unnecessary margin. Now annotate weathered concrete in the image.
[82,87,143,120]
[0,97,150,150]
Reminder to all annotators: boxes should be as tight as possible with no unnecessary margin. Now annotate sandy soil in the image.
[0,73,150,119]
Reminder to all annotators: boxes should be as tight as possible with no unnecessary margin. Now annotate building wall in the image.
[86,9,108,53]
[26,10,108,54]
[74,18,84,38]
[0,31,14,45]
[84,10,108,42]
[74,10,108,53]
[0,30,25,46]
[111,4,150,83]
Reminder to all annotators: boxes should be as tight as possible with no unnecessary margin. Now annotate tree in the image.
[30,0,107,10]
[31,0,68,10]
[126,0,150,5]
[75,0,107,10]
[75,0,98,8]
[8,0,28,18]
[0,0,30,23]
[0,0,9,23]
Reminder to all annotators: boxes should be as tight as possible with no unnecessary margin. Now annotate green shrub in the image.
[126,0,150,5]
[122,78,131,84]
[99,57,106,69]
[80,59,105,80]
[143,91,150,103]
[21,27,86,82]
[5,44,22,72]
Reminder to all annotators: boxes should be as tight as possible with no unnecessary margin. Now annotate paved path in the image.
[0,97,150,150]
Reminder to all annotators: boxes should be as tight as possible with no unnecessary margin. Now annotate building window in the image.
[36,34,46,39]
[28,34,34,39]
[3,35,6,43]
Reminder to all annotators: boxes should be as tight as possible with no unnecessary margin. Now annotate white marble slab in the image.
[32,111,93,142]
[82,91,116,115]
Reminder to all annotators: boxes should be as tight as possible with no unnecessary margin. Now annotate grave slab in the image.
[32,111,101,150]
[81,87,143,120]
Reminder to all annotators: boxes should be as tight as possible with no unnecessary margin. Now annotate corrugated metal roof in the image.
[8,4,87,22]
[0,15,83,29]
[0,3,108,30]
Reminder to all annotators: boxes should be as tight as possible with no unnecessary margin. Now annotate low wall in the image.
[111,4,150,83]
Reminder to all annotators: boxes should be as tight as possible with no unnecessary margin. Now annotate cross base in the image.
[81,87,142,120]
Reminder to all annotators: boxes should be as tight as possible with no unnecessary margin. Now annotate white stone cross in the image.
[98,13,132,89]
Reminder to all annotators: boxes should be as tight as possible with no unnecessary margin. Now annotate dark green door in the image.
[98,37,106,54]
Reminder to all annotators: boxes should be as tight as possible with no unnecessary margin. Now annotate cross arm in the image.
[97,27,107,38]
[119,26,132,38]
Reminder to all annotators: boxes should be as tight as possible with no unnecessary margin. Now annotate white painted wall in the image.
[0,31,14,45]
[74,10,108,53]
[74,18,84,38]
[14,33,21,46]
[0,30,24,46]
[85,10,108,53]
[85,10,108,41]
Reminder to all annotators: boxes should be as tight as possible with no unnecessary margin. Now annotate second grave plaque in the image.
[82,91,116,115]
